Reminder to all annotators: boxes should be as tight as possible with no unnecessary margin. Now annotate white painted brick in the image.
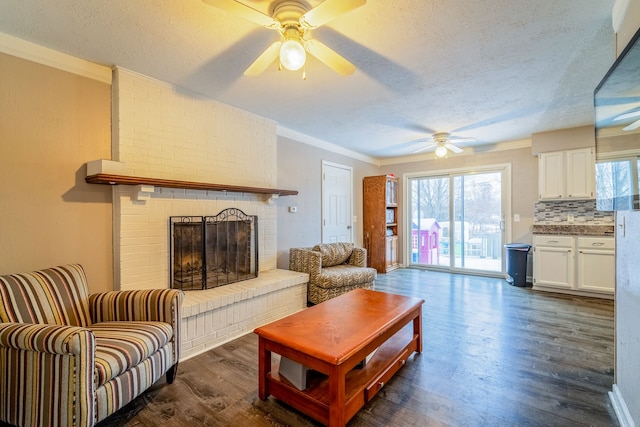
[112,68,291,320]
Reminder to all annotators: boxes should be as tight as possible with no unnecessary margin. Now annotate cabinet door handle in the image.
[547,240,559,244]
[591,242,604,246]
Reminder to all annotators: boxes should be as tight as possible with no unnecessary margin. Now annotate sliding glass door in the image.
[408,165,509,275]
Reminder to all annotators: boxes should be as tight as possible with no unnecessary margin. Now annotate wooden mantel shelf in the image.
[85,173,298,196]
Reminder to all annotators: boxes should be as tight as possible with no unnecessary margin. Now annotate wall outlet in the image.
[568,214,575,223]
[514,214,520,222]
[288,206,297,213]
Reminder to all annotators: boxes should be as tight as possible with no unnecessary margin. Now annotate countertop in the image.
[532,224,615,236]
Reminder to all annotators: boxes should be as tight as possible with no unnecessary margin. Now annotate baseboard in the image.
[609,384,637,427]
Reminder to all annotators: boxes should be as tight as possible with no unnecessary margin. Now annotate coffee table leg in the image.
[328,365,347,427]
[414,309,423,353]
[258,338,270,400]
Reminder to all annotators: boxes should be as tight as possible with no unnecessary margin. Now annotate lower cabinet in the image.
[576,237,615,293]
[533,234,614,297]
[533,236,574,290]
[385,236,399,271]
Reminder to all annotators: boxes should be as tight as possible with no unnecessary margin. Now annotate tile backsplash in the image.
[534,200,614,224]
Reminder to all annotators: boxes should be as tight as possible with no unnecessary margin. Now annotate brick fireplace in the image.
[109,67,307,359]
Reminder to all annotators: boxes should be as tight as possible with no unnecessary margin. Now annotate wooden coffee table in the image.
[254,288,424,426]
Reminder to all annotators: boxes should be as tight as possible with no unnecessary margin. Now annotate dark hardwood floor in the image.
[89,269,615,426]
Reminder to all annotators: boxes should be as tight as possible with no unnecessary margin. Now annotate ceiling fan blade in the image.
[408,137,432,144]
[304,39,355,75]
[243,41,281,76]
[444,143,463,154]
[622,119,640,131]
[300,0,366,29]
[412,144,437,154]
[448,136,476,143]
[203,0,280,29]
[614,110,640,121]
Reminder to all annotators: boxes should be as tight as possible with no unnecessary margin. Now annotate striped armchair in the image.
[0,264,183,427]
[290,242,377,305]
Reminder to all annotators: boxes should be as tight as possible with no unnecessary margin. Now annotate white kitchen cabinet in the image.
[533,235,574,290]
[538,151,565,200]
[533,234,614,297]
[538,148,595,200]
[576,237,615,293]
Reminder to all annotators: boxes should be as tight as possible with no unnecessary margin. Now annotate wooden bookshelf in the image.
[363,174,399,273]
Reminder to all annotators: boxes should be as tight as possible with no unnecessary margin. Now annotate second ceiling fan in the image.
[412,132,476,158]
[203,0,365,76]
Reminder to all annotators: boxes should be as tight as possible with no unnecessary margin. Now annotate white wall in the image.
[112,68,279,290]
[613,211,640,425]
[610,4,640,425]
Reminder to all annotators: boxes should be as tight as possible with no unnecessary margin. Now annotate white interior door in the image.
[322,161,353,243]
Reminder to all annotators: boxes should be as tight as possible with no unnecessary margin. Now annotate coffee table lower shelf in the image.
[266,325,419,425]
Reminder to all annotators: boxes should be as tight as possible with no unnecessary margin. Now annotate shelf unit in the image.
[363,174,399,273]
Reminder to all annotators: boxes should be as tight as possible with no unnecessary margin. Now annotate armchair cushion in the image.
[313,242,354,267]
[315,264,377,289]
[92,321,173,386]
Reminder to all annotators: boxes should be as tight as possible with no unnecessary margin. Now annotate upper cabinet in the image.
[538,148,595,200]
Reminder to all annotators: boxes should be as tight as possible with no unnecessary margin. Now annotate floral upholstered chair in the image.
[289,242,377,305]
[0,264,183,427]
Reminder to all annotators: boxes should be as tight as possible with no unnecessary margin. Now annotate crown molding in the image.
[0,32,111,84]
[277,126,380,166]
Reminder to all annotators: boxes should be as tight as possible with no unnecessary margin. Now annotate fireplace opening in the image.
[170,208,258,290]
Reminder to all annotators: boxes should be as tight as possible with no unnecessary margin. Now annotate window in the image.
[596,156,639,211]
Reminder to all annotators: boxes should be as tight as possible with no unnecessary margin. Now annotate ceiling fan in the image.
[411,132,476,158]
[202,0,365,76]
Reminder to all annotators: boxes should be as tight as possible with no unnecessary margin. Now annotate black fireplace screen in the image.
[170,209,258,290]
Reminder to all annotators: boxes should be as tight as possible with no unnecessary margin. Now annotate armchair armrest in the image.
[348,247,368,267]
[0,322,94,355]
[0,323,95,427]
[289,248,321,279]
[88,288,183,324]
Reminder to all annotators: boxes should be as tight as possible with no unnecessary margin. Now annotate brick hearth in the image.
[180,269,308,360]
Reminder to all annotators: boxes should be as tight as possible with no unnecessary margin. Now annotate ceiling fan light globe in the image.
[280,39,306,71]
[435,145,448,158]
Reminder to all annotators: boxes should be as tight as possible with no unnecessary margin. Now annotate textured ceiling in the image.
[0,0,617,159]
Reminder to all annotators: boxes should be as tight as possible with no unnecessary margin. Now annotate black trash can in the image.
[504,243,531,287]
